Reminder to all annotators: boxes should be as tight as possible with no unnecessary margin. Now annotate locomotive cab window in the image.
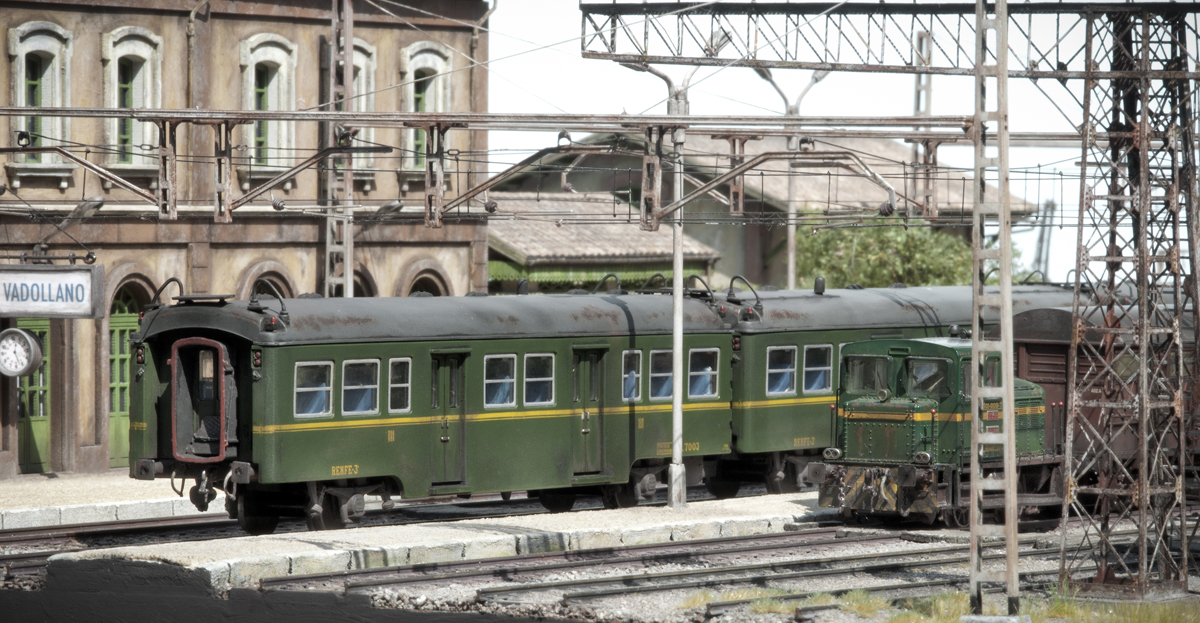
[388,358,411,413]
[342,359,379,415]
[484,354,516,408]
[688,348,719,398]
[803,345,833,394]
[766,346,797,396]
[907,359,950,399]
[197,350,215,401]
[844,356,887,394]
[524,354,555,406]
[295,362,333,417]
[649,350,672,400]
[622,350,642,401]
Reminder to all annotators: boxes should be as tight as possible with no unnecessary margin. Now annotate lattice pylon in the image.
[1060,9,1193,600]
[968,0,1020,615]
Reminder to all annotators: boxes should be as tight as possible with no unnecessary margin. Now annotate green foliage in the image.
[795,225,973,289]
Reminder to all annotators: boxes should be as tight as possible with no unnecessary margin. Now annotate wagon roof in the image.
[841,337,971,358]
[723,285,1075,334]
[136,292,730,345]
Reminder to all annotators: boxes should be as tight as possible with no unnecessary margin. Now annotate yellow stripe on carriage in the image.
[252,401,729,434]
[732,396,835,409]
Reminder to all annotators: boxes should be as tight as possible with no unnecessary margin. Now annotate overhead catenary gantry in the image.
[579,0,1200,605]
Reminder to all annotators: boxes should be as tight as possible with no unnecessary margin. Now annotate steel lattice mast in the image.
[1062,8,1195,599]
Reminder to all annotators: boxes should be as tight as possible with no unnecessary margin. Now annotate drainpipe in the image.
[468,2,497,190]
[186,0,210,110]
[187,0,210,203]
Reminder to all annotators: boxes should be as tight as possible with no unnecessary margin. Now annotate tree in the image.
[794,225,973,289]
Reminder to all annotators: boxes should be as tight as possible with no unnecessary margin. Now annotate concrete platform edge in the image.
[47,512,811,595]
[1,494,227,529]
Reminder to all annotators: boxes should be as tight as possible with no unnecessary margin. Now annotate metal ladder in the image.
[969,0,1020,615]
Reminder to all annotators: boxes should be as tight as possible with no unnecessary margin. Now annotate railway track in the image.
[265,521,1173,621]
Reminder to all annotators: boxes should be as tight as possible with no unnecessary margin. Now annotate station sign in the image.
[0,265,106,319]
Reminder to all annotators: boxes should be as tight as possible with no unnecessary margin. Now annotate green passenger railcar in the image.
[711,284,1076,497]
[128,282,1074,534]
[807,338,1061,527]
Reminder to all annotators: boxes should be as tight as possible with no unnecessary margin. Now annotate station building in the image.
[0,0,492,478]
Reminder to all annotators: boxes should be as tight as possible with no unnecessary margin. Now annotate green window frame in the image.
[17,319,50,419]
[25,53,44,163]
[116,58,135,164]
[254,64,270,165]
[412,69,432,166]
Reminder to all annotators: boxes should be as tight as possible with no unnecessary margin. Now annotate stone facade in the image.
[0,0,492,478]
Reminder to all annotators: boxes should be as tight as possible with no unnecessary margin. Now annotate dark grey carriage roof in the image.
[138,293,730,346]
[992,305,1195,344]
[725,285,1076,334]
[138,285,1077,346]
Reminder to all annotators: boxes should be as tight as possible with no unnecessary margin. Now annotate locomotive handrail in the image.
[727,275,763,313]
[686,274,714,300]
[637,273,667,291]
[150,277,184,306]
[248,278,290,325]
[591,273,622,294]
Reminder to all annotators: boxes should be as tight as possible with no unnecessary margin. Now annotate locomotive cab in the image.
[808,338,1053,527]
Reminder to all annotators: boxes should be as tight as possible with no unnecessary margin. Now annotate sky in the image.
[482,1,1092,283]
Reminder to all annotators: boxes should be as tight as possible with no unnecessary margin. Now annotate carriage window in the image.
[908,359,950,398]
[845,357,887,394]
[689,349,719,398]
[622,350,641,401]
[649,350,672,400]
[484,354,516,407]
[388,358,411,413]
[766,346,797,396]
[803,345,833,394]
[295,362,333,417]
[525,354,555,406]
[198,350,215,401]
[342,360,379,415]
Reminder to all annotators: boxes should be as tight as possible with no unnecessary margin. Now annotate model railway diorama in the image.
[126,280,1086,534]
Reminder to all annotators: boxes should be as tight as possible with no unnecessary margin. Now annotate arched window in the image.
[102,27,162,173]
[108,286,141,468]
[400,41,451,171]
[409,272,446,296]
[7,22,73,189]
[239,34,296,189]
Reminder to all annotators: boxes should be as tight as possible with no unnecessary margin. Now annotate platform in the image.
[0,469,226,528]
[44,490,830,597]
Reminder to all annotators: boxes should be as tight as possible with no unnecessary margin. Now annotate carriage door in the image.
[572,350,605,475]
[431,354,466,484]
[17,319,50,474]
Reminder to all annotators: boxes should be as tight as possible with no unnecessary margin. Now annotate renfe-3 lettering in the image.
[332,464,359,476]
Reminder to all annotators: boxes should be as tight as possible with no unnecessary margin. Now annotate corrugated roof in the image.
[486,191,721,265]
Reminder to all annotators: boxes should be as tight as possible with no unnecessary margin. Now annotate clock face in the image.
[0,329,41,377]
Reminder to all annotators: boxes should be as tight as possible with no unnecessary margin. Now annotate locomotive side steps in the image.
[42,490,832,598]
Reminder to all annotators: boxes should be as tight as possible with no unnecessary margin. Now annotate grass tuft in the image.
[677,590,714,610]
[839,589,891,618]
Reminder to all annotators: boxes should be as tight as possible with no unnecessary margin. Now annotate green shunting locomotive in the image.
[806,337,1062,527]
